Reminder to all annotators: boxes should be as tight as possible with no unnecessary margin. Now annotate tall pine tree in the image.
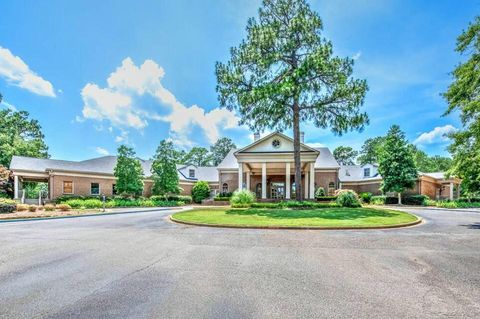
[377,125,418,204]
[216,0,368,200]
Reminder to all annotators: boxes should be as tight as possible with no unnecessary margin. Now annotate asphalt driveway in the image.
[0,207,479,319]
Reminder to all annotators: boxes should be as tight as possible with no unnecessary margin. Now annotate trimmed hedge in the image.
[214,197,231,201]
[359,192,373,204]
[315,196,337,202]
[250,201,338,209]
[403,195,428,206]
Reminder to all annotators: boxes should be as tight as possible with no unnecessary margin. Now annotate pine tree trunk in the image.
[293,101,302,201]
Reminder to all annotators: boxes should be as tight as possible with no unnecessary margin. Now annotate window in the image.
[63,181,73,194]
[272,139,281,148]
[222,183,228,193]
[91,183,100,195]
[328,182,335,196]
[112,184,117,195]
[189,169,195,178]
[364,168,370,177]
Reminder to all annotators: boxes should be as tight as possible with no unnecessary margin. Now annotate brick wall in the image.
[50,175,116,199]
[314,171,338,195]
[219,172,239,194]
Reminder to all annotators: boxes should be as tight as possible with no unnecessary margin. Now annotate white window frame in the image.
[62,181,74,194]
[222,183,228,193]
[90,182,101,195]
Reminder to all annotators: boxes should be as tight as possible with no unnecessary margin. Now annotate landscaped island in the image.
[171,206,420,229]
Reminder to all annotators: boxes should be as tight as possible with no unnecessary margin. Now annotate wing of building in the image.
[9,132,460,201]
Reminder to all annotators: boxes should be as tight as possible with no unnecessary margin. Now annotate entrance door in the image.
[271,182,285,200]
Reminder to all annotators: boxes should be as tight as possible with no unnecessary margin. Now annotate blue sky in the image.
[0,0,476,161]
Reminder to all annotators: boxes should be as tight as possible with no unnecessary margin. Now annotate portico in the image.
[233,132,320,200]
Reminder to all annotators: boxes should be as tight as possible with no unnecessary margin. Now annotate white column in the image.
[285,162,291,199]
[309,162,315,199]
[238,163,243,190]
[14,175,19,199]
[449,182,454,200]
[261,162,267,199]
[304,170,309,200]
[246,172,251,191]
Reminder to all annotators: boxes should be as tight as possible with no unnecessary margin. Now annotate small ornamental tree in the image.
[114,145,144,197]
[377,125,418,204]
[151,140,180,196]
[191,181,211,203]
[333,146,358,165]
[210,137,237,166]
[0,165,12,198]
[216,0,368,200]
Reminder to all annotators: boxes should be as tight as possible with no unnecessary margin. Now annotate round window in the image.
[272,139,281,148]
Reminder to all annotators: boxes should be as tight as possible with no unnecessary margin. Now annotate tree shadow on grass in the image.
[225,208,400,220]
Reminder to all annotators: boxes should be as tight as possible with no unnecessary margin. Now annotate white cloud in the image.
[0,46,56,97]
[95,147,109,156]
[115,130,129,143]
[307,142,326,148]
[79,57,241,146]
[1,100,18,111]
[414,125,457,145]
[352,51,362,60]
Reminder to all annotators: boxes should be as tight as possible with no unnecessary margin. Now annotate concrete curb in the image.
[0,207,178,223]
[169,214,423,230]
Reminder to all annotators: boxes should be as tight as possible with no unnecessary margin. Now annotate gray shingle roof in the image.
[313,148,340,169]
[10,155,219,182]
[338,165,382,182]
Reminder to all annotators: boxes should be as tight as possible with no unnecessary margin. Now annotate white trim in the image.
[14,175,19,199]
[341,180,381,186]
[261,163,267,199]
[309,162,315,199]
[234,131,320,154]
[90,182,101,196]
[285,162,291,200]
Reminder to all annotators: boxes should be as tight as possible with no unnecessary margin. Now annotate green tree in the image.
[377,125,418,204]
[191,180,211,203]
[151,140,180,195]
[183,147,213,166]
[333,146,358,165]
[443,16,480,195]
[210,137,236,166]
[0,109,49,167]
[216,0,368,200]
[113,145,144,196]
[410,146,452,173]
[357,137,385,165]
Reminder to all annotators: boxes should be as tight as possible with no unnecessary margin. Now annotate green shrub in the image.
[0,198,16,204]
[315,196,337,202]
[250,201,338,209]
[250,202,282,209]
[457,197,480,203]
[44,204,55,211]
[192,181,210,203]
[64,199,84,209]
[0,203,16,214]
[230,189,256,206]
[57,204,71,211]
[359,192,373,204]
[404,195,428,206]
[371,195,386,205]
[218,191,233,198]
[335,190,361,208]
[28,205,38,212]
[314,187,326,198]
[214,197,231,201]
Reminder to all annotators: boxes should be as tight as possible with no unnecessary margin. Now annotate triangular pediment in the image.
[235,132,318,154]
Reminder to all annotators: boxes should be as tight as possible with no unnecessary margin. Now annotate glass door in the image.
[271,182,285,200]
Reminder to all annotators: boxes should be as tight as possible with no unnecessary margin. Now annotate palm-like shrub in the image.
[230,189,255,207]
[315,187,326,199]
[335,190,361,208]
[192,181,211,203]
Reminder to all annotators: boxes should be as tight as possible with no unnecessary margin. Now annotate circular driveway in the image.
[0,207,479,318]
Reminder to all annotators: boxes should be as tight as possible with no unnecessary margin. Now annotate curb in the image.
[0,207,177,223]
[169,214,423,230]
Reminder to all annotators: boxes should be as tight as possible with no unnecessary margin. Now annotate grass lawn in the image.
[171,207,420,228]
